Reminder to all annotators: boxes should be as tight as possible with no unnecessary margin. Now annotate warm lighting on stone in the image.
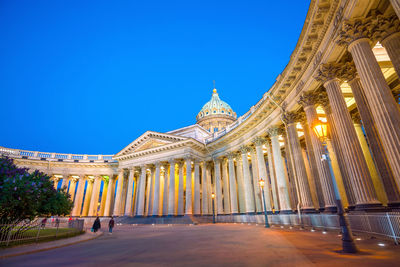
[259,178,265,189]
[312,119,328,141]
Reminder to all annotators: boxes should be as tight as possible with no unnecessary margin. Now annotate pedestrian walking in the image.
[92,217,101,233]
[109,217,115,234]
[41,218,47,228]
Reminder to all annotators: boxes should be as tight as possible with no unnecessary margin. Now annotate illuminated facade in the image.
[2,0,400,218]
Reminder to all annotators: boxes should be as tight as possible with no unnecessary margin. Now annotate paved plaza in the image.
[1,224,399,266]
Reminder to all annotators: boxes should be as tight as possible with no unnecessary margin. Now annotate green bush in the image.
[0,156,73,229]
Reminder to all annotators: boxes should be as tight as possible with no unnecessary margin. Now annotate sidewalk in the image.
[0,231,103,259]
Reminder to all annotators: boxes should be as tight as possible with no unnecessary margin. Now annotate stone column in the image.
[345,73,400,206]
[177,161,184,215]
[249,148,262,212]
[268,127,291,211]
[282,134,297,209]
[61,176,69,190]
[221,158,231,214]
[168,159,176,216]
[235,155,246,213]
[193,160,201,215]
[299,92,337,211]
[99,176,108,216]
[300,119,324,210]
[227,153,239,214]
[104,175,115,216]
[88,176,101,216]
[239,146,255,213]
[185,157,193,215]
[82,177,94,216]
[321,101,356,208]
[124,168,135,216]
[265,140,279,210]
[213,158,224,214]
[68,178,77,201]
[162,164,169,216]
[206,162,213,214]
[283,113,315,211]
[52,177,59,190]
[152,162,161,216]
[339,20,400,188]
[352,114,388,205]
[145,167,154,216]
[253,137,272,211]
[316,64,380,209]
[389,0,400,19]
[374,15,400,77]
[222,159,231,214]
[72,175,86,216]
[136,166,146,216]
[113,169,125,216]
[201,161,209,215]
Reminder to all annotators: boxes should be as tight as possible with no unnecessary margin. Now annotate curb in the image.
[0,231,104,259]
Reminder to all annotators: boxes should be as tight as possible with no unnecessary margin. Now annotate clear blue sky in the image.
[1,0,310,155]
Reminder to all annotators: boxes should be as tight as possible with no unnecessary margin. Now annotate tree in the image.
[0,156,73,237]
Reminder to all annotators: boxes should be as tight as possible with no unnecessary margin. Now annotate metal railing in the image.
[211,212,400,244]
[0,146,117,163]
[0,218,84,247]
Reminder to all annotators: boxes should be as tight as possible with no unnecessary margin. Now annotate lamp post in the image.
[259,179,270,228]
[312,119,358,253]
[211,192,216,224]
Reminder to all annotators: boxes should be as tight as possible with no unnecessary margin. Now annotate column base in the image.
[387,201,400,209]
[301,208,319,213]
[354,203,384,212]
[322,206,337,213]
[276,210,294,214]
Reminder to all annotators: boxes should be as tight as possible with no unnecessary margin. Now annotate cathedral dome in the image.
[196,88,237,133]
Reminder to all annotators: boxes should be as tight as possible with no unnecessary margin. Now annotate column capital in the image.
[338,61,358,82]
[351,112,361,124]
[79,174,86,180]
[267,126,281,137]
[154,161,162,168]
[252,136,266,147]
[282,111,300,125]
[87,176,95,183]
[314,63,342,84]
[336,17,373,47]
[226,152,236,160]
[212,156,221,164]
[298,91,319,108]
[168,158,176,164]
[371,14,400,42]
[239,145,250,154]
[177,160,184,167]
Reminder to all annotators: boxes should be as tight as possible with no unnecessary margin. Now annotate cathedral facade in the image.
[2,0,400,218]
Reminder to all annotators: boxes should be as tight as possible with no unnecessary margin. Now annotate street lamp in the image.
[259,179,270,228]
[211,192,216,224]
[312,119,358,253]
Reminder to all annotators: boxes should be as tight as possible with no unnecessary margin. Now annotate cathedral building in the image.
[2,0,400,220]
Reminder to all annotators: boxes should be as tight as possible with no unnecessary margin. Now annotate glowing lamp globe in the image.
[312,120,328,141]
[211,192,215,199]
[259,178,265,189]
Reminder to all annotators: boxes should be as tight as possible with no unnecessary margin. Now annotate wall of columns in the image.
[4,0,400,218]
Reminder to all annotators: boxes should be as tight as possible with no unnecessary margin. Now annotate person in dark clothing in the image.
[108,217,115,234]
[92,217,101,232]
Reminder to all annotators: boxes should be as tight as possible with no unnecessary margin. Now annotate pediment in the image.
[114,131,188,157]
